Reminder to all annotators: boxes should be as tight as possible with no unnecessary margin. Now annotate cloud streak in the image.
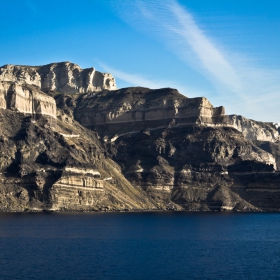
[113,0,280,121]
[167,2,241,92]
[115,0,241,92]
[99,62,167,89]
[98,61,209,98]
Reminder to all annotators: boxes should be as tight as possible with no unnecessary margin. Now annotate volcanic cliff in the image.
[0,62,279,212]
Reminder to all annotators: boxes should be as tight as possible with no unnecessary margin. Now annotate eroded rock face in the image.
[0,82,56,120]
[74,87,280,144]
[229,115,280,142]
[106,124,279,211]
[75,87,226,137]
[0,66,280,212]
[0,62,117,94]
[0,108,156,212]
[70,86,280,211]
[50,168,105,210]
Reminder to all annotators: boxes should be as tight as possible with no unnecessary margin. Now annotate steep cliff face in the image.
[0,62,117,94]
[75,87,226,138]
[0,108,156,211]
[70,87,280,211]
[0,81,56,121]
[74,87,279,144]
[229,115,280,142]
[106,125,279,211]
[0,62,280,212]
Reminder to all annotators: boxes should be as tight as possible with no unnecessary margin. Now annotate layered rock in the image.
[75,87,225,138]
[69,86,280,211]
[49,168,104,210]
[228,115,280,142]
[106,123,280,211]
[0,82,56,120]
[0,62,280,212]
[74,87,280,145]
[0,108,156,212]
[0,62,117,94]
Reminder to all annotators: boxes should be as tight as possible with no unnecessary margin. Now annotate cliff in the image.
[72,87,280,211]
[75,87,226,138]
[0,62,279,212]
[229,115,280,142]
[0,81,56,121]
[0,62,117,94]
[0,108,156,211]
[74,87,279,144]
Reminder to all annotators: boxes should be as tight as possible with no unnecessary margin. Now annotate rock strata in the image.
[71,86,280,211]
[0,62,117,94]
[229,115,280,142]
[0,81,56,121]
[75,87,226,138]
[0,62,279,212]
[0,108,156,211]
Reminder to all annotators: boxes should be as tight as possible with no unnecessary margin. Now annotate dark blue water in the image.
[0,212,279,280]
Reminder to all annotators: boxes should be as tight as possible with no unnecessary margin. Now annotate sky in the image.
[0,0,280,122]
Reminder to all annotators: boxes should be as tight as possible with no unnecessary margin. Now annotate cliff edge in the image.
[0,62,117,94]
[0,61,279,212]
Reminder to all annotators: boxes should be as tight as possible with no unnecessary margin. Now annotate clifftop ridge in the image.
[0,61,117,94]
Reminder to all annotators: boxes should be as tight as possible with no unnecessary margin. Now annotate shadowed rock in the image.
[0,62,280,212]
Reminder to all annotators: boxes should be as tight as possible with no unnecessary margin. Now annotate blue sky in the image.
[1,0,280,122]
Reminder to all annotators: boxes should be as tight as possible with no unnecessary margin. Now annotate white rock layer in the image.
[0,62,117,94]
[0,81,56,119]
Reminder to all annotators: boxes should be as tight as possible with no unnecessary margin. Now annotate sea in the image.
[0,212,279,280]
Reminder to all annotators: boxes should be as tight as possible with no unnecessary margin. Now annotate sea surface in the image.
[0,212,279,280]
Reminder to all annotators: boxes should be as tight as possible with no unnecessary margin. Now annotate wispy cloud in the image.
[167,2,241,92]
[99,62,167,89]
[112,0,280,121]
[98,61,208,97]
[114,0,242,92]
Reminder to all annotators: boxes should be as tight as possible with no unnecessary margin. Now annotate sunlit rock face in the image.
[0,81,56,120]
[69,86,278,170]
[74,86,279,142]
[228,115,280,142]
[60,86,279,211]
[0,61,280,212]
[75,87,226,137]
[0,62,117,94]
[49,167,105,210]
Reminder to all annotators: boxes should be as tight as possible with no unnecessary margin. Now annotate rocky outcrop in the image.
[0,108,156,212]
[49,168,105,210]
[106,123,280,211]
[73,87,280,145]
[69,86,280,211]
[0,81,56,121]
[75,87,226,138]
[0,61,280,212]
[0,62,117,94]
[228,115,280,142]
[74,87,279,145]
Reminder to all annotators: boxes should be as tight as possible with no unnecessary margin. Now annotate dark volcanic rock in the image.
[0,109,156,212]
[0,62,279,212]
